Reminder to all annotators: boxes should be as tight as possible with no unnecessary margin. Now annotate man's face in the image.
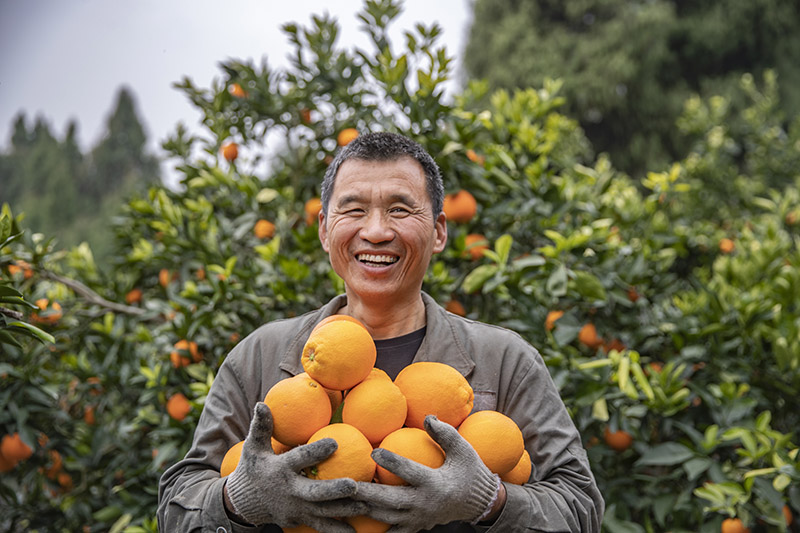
[319,157,447,304]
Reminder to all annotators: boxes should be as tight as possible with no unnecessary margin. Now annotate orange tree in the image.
[1,1,799,531]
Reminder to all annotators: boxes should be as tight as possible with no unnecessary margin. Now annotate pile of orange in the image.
[216,314,531,532]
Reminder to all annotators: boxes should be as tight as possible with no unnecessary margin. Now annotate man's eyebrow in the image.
[335,193,420,206]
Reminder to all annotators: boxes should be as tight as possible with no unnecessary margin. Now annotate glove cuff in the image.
[226,470,270,526]
[468,470,502,525]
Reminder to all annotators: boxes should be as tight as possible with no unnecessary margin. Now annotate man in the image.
[158,132,604,532]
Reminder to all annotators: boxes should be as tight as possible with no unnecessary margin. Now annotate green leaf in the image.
[6,321,55,344]
[256,188,279,203]
[546,264,568,297]
[494,234,513,265]
[571,270,607,301]
[635,442,695,466]
[683,457,712,480]
[462,265,498,294]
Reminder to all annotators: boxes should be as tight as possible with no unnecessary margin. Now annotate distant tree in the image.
[463,0,800,176]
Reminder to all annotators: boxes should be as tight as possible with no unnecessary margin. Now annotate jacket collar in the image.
[278,292,475,378]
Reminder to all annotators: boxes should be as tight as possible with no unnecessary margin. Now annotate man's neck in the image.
[339,292,426,340]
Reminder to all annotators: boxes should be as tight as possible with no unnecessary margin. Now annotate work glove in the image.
[225,402,367,532]
[353,415,501,532]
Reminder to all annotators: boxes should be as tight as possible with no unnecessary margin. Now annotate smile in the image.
[357,253,399,266]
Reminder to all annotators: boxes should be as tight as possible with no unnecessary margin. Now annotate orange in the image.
[254,219,276,239]
[783,505,793,526]
[376,427,445,486]
[301,320,376,391]
[305,423,375,482]
[602,338,626,353]
[167,393,192,421]
[170,340,202,368]
[222,142,239,162]
[31,299,62,324]
[545,310,564,331]
[627,286,640,302]
[264,376,332,446]
[463,233,489,261]
[272,437,292,455]
[345,515,390,532]
[501,449,531,485]
[57,471,73,490]
[0,453,17,472]
[466,149,485,166]
[443,190,477,224]
[458,410,524,475]
[444,299,466,317]
[296,371,344,413]
[159,268,173,288]
[337,128,359,146]
[220,440,244,477]
[719,238,735,254]
[229,83,247,98]
[721,517,750,533]
[603,426,633,452]
[342,375,407,446]
[578,323,603,350]
[83,405,96,425]
[310,314,366,335]
[300,108,312,124]
[1,432,33,462]
[393,361,474,429]
[305,197,322,225]
[8,260,33,279]
[362,367,391,382]
[125,288,143,304]
[45,449,63,479]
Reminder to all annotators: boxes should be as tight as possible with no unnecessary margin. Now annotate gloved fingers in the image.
[293,475,360,502]
[243,402,275,453]
[351,479,416,508]
[424,415,475,458]
[302,497,369,518]
[284,437,339,470]
[301,516,357,533]
[371,447,435,486]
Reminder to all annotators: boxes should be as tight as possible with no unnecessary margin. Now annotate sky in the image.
[0,0,472,184]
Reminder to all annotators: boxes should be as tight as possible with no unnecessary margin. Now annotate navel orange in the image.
[458,410,524,475]
[302,320,376,391]
[376,427,445,486]
[393,362,473,429]
[500,449,532,485]
[264,376,332,447]
[305,423,375,482]
[342,376,407,446]
[220,440,244,477]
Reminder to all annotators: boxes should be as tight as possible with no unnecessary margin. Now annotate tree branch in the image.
[40,271,146,316]
[0,306,24,321]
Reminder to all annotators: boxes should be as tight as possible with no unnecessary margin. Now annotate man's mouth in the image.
[357,253,399,267]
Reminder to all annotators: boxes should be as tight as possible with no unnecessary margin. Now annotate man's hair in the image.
[320,131,444,217]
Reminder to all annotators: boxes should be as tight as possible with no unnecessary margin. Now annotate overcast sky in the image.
[0,0,472,174]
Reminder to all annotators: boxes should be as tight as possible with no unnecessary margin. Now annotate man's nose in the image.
[358,210,394,243]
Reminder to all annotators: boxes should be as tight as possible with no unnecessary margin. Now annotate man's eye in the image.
[390,207,411,215]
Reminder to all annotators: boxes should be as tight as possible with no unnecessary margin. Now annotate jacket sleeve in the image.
[481,339,605,532]
[157,342,270,533]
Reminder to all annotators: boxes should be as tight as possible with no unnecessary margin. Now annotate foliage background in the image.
[1,1,799,531]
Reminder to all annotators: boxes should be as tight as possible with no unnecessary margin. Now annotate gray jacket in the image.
[157,293,604,532]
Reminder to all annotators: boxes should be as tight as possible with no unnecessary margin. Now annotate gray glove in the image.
[353,415,501,532]
[225,402,367,531]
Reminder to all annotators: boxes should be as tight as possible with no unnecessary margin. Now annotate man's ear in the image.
[433,211,448,254]
[318,211,329,252]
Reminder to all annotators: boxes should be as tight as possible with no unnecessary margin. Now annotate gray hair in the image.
[320,132,444,217]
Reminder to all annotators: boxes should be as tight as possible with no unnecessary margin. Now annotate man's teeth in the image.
[358,254,398,264]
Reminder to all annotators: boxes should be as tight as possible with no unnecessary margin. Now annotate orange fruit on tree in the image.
[545,310,564,331]
[463,233,489,261]
[170,339,202,368]
[305,197,322,225]
[310,314,367,335]
[282,525,317,533]
[45,449,63,479]
[159,268,173,288]
[254,219,276,239]
[393,361,474,429]
[719,238,735,254]
[345,515,390,533]
[783,505,793,526]
[376,427,445,486]
[466,148,485,166]
[603,426,634,452]
[1,432,33,462]
[125,288,143,304]
[578,323,603,350]
[31,299,62,324]
[500,449,532,485]
[0,452,17,473]
[458,410,524,475]
[337,128,359,146]
[721,517,750,533]
[222,142,239,162]
[229,83,247,98]
[342,374,408,446]
[8,260,33,279]
[264,375,332,446]
[220,440,244,477]
[167,393,192,421]
[443,190,477,224]
[305,423,375,482]
[444,299,466,317]
[602,338,626,353]
[301,319,376,391]
[300,107,312,124]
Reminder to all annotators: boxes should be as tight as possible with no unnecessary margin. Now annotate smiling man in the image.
[157,132,604,532]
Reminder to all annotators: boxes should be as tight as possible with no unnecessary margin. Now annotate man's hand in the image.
[224,402,367,532]
[353,415,502,532]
